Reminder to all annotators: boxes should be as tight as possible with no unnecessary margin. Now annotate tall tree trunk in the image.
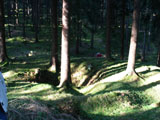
[15,0,19,25]
[76,20,80,54]
[76,0,80,55]
[141,28,147,61]
[22,0,26,38]
[13,0,16,29]
[7,0,12,38]
[106,0,111,59]
[121,0,126,60]
[34,0,39,42]
[51,0,59,77]
[0,0,8,62]
[26,0,30,24]
[126,0,140,75]
[46,0,50,23]
[58,0,71,87]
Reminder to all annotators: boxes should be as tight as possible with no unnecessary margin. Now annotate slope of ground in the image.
[1,37,160,120]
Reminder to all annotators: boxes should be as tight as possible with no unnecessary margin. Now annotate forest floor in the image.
[1,36,160,120]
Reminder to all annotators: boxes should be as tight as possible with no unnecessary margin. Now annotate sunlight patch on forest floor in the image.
[79,65,160,94]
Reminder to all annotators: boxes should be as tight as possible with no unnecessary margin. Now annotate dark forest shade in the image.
[0,0,8,62]
[126,0,140,75]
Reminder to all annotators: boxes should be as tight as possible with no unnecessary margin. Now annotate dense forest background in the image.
[0,0,160,120]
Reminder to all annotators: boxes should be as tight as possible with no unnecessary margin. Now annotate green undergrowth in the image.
[1,36,160,120]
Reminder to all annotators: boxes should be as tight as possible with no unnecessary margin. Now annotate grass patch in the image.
[1,34,160,120]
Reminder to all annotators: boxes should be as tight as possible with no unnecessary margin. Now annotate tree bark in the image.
[76,0,80,55]
[141,28,147,61]
[15,0,19,25]
[22,0,26,38]
[90,30,94,49]
[34,0,39,42]
[106,0,111,59]
[7,0,12,38]
[51,0,59,75]
[0,0,8,62]
[126,0,140,75]
[121,0,126,60]
[58,0,71,87]
[157,43,160,67]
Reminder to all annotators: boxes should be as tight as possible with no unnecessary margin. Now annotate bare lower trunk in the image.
[126,0,140,75]
[157,44,160,67]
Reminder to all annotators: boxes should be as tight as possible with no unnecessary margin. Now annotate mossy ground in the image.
[1,34,160,120]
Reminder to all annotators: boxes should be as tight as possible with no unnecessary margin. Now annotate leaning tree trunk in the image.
[106,0,111,59]
[58,0,71,87]
[126,0,140,75]
[0,0,8,62]
[51,0,59,75]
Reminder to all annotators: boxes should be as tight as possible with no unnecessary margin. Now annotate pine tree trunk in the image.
[0,0,8,62]
[7,0,12,38]
[34,0,39,42]
[141,29,147,61]
[126,0,140,75]
[90,30,94,49]
[51,0,59,75]
[76,20,80,54]
[121,0,126,60]
[13,0,16,29]
[106,0,111,59]
[76,0,80,55]
[15,0,19,25]
[22,0,26,38]
[157,43,160,67]
[58,0,71,87]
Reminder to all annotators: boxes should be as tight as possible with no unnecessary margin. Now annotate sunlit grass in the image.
[1,33,160,119]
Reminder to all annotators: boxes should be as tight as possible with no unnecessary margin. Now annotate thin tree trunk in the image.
[13,0,16,29]
[141,29,147,61]
[90,31,94,49]
[106,0,111,59]
[121,0,126,60]
[51,0,59,76]
[58,0,71,88]
[126,0,140,75]
[76,20,80,54]
[8,0,12,38]
[15,0,19,25]
[22,0,26,38]
[157,43,160,67]
[34,0,39,42]
[76,0,80,55]
[0,0,8,62]
[26,0,30,24]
